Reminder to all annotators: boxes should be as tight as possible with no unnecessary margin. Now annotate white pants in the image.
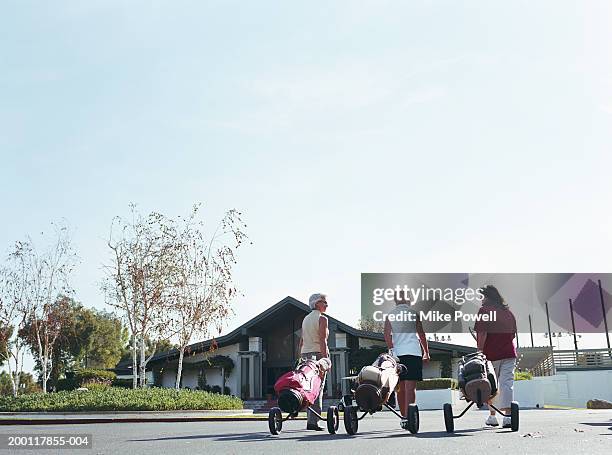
[491,358,515,409]
[301,352,327,426]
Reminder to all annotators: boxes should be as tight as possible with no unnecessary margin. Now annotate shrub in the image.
[200,384,231,395]
[81,382,110,392]
[416,378,458,390]
[0,387,243,412]
[75,369,116,386]
[111,378,133,389]
[514,371,533,381]
[55,378,77,392]
[210,385,231,395]
[55,369,117,391]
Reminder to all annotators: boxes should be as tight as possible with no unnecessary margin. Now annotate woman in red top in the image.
[474,285,517,428]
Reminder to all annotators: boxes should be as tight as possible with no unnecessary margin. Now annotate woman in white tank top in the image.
[298,293,330,430]
[384,292,430,423]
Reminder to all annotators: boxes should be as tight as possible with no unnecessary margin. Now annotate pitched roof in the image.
[116,295,474,368]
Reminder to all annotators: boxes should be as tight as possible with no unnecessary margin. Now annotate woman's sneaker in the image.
[502,417,512,428]
[485,415,499,426]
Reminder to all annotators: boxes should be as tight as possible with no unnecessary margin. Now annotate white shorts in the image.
[491,358,515,409]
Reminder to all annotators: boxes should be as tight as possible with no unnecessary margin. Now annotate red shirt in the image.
[474,304,517,361]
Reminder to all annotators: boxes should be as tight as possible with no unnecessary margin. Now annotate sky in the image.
[1,1,612,373]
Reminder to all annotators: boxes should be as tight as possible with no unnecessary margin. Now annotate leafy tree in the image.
[0,371,40,396]
[75,309,127,369]
[20,297,127,389]
[358,317,384,333]
[18,295,73,393]
[0,323,13,368]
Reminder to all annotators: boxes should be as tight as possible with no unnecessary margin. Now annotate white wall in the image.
[416,389,461,410]
[451,358,461,379]
[514,370,612,408]
[181,369,198,389]
[157,343,240,395]
[161,369,176,388]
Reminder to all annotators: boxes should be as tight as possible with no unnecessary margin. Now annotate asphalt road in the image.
[0,409,610,455]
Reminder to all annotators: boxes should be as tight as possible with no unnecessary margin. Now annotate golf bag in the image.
[457,352,497,406]
[354,353,402,412]
[274,358,331,414]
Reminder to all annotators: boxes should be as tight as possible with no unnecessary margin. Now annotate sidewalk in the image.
[0,409,276,425]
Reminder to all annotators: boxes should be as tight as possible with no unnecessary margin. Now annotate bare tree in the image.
[104,205,175,388]
[167,205,248,389]
[10,225,76,393]
[0,261,28,396]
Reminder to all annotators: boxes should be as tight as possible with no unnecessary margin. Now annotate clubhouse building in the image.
[123,296,475,400]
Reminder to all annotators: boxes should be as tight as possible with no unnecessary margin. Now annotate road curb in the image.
[0,409,254,416]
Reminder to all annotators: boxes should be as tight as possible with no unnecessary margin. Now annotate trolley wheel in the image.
[443,403,454,433]
[510,401,519,432]
[326,406,340,434]
[407,403,419,434]
[268,407,282,435]
[343,405,359,435]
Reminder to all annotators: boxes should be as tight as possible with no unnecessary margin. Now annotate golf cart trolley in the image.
[343,353,419,435]
[268,357,340,435]
[443,351,519,433]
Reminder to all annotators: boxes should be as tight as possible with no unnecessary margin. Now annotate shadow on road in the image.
[579,419,612,432]
[129,429,402,443]
[130,426,511,443]
[360,428,482,439]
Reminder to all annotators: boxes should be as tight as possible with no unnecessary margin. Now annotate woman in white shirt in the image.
[384,292,430,424]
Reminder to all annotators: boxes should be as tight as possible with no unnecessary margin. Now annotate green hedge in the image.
[0,387,243,412]
[416,378,458,390]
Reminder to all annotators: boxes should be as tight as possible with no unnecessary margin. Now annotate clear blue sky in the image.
[1,1,612,372]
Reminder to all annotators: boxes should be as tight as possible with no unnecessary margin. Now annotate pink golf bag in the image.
[274,358,330,414]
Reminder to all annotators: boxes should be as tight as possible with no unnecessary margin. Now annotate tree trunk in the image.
[4,348,18,397]
[131,333,138,389]
[10,372,18,397]
[175,346,185,390]
[139,334,146,388]
[7,364,18,397]
[41,357,48,394]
